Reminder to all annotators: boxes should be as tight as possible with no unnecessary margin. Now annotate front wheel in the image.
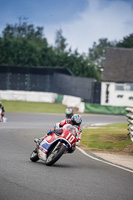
[46,144,66,166]
[30,150,39,162]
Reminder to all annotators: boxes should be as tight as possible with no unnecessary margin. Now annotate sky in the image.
[0,0,133,54]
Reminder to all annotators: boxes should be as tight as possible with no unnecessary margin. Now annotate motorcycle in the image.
[65,107,73,119]
[0,108,7,122]
[30,124,78,166]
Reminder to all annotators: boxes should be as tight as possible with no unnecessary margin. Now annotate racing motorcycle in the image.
[65,107,73,119]
[0,108,7,122]
[30,124,78,166]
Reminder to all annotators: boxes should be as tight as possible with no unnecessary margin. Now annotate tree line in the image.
[0,18,133,81]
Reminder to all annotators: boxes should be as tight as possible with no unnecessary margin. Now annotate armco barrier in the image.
[126,107,133,142]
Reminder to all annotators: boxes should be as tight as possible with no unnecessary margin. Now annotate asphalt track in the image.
[0,112,133,200]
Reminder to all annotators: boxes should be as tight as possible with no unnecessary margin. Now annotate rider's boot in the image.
[33,137,44,153]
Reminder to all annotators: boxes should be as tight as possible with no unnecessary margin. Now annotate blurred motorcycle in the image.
[65,107,73,118]
[0,108,7,122]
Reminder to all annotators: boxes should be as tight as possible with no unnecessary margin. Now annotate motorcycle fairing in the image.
[40,136,71,152]
[43,131,74,148]
[38,137,68,161]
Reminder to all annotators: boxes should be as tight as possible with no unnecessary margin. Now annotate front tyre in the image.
[30,150,39,162]
[46,145,66,166]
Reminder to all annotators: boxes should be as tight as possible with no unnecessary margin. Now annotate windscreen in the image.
[63,124,78,137]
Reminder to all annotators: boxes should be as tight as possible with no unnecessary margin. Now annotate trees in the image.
[1,19,132,81]
[2,18,44,40]
[116,33,133,48]
[55,29,68,54]
[0,21,105,81]
[0,19,48,66]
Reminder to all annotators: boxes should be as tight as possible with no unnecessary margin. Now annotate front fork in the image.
[52,141,69,153]
[52,141,61,152]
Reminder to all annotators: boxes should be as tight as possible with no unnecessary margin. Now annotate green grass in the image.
[81,123,132,152]
[1,100,67,113]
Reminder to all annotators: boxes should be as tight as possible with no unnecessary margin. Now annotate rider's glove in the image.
[47,129,52,135]
[47,128,55,135]
[47,128,62,136]
[55,129,63,135]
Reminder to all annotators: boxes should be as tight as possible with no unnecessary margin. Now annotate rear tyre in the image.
[46,144,66,166]
[30,150,39,162]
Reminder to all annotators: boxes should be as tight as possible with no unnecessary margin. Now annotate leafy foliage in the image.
[0,18,133,81]
[116,33,133,48]
[55,29,68,53]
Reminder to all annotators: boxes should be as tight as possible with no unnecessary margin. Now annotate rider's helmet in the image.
[66,107,73,118]
[0,102,2,108]
[71,114,82,126]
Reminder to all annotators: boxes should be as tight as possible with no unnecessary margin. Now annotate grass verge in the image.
[1,100,67,113]
[80,123,132,153]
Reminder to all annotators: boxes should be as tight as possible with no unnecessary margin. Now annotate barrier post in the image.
[126,107,133,142]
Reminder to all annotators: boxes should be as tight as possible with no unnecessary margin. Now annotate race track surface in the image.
[0,112,133,200]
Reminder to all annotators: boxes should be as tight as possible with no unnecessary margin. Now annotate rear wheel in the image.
[30,150,39,162]
[46,144,66,166]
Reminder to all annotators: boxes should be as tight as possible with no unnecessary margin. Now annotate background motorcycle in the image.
[0,109,7,122]
[30,124,78,166]
[65,107,73,119]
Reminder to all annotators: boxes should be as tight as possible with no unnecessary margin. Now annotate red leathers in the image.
[59,118,82,145]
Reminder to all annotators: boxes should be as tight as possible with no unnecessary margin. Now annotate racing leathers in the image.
[0,104,5,122]
[58,118,82,146]
[47,118,82,153]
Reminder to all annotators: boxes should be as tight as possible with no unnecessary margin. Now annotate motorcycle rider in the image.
[65,107,73,118]
[53,114,82,145]
[35,114,82,153]
[0,102,5,122]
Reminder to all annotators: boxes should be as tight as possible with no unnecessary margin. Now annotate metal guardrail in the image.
[126,107,133,142]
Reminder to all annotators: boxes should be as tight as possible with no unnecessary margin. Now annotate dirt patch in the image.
[123,143,133,155]
[79,143,133,156]
[101,134,129,141]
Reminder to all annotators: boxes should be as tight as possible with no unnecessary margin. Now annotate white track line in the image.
[77,147,133,174]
